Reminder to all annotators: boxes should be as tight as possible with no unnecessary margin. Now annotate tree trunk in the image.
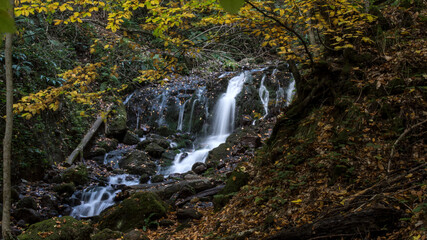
[67,106,112,165]
[2,1,14,238]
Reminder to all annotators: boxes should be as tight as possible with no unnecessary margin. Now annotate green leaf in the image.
[0,0,15,33]
[219,0,244,14]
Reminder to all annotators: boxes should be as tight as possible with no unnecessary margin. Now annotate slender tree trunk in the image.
[2,0,14,239]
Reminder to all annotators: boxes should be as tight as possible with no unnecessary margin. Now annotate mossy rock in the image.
[106,103,128,139]
[53,183,76,197]
[18,216,93,240]
[98,192,168,232]
[213,168,249,210]
[91,228,123,240]
[157,125,176,137]
[62,164,89,186]
[122,131,139,145]
[17,197,37,210]
[213,193,235,211]
[220,169,249,195]
[119,150,156,176]
[97,138,119,152]
[145,143,165,158]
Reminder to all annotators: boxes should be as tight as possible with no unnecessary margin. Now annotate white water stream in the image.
[259,75,270,119]
[70,174,139,218]
[167,72,249,174]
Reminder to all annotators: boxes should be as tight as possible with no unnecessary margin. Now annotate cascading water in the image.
[259,75,270,119]
[177,99,190,131]
[188,88,205,132]
[70,174,139,218]
[154,91,169,126]
[167,72,249,174]
[286,76,296,106]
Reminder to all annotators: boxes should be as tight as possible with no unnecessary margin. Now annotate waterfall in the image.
[70,174,139,218]
[259,75,269,119]
[177,99,190,131]
[168,72,249,174]
[154,92,168,126]
[286,76,296,106]
[188,89,204,132]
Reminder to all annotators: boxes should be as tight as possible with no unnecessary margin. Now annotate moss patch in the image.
[18,216,93,240]
[98,192,168,232]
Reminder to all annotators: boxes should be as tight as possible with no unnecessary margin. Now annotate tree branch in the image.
[245,0,314,68]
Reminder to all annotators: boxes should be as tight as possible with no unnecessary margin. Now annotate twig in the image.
[388,119,427,172]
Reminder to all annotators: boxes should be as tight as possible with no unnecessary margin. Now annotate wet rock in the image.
[98,192,168,232]
[145,143,165,158]
[16,197,37,210]
[160,150,177,167]
[192,162,207,175]
[176,208,202,221]
[13,208,42,225]
[61,164,89,186]
[91,228,123,240]
[17,216,93,240]
[157,125,176,137]
[119,150,156,176]
[152,174,164,183]
[122,131,139,145]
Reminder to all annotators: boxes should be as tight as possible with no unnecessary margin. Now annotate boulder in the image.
[213,168,249,210]
[98,192,168,232]
[13,208,42,225]
[122,131,139,145]
[192,162,207,175]
[152,174,164,183]
[106,104,128,140]
[137,137,170,150]
[139,174,150,184]
[17,216,93,240]
[119,150,156,176]
[96,138,119,152]
[62,164,89,186]
[16,197,37,210]
[53,183,76,197]
[145,143,165,158]
[85,147,106,159]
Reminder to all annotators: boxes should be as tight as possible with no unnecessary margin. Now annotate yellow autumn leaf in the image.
[291,199,302,203]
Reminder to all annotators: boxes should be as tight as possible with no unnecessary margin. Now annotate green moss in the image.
[18,216,93,240]
[62,164,89,186]
[91,228,123,240]
[98,192,168,232]
[220,169,249,195]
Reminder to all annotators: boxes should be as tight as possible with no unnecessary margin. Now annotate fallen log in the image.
[67,107,112,165]
[267,207,401,240]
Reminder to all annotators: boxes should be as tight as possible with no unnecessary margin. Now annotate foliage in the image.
[0,0,15,33]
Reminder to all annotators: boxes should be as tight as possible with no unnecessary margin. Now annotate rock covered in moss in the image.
[98,192,168,232]
[106,104,128,140]
[91,228,123,240]
[17,216,93,240]
[16,197,37,210]
[123,229,149,240]
[53,183,75,197]
[213,168,249,210]
[61,164,89,186]
[122,131,139,145]
[119,150,156,175]
[144,142,165,158]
